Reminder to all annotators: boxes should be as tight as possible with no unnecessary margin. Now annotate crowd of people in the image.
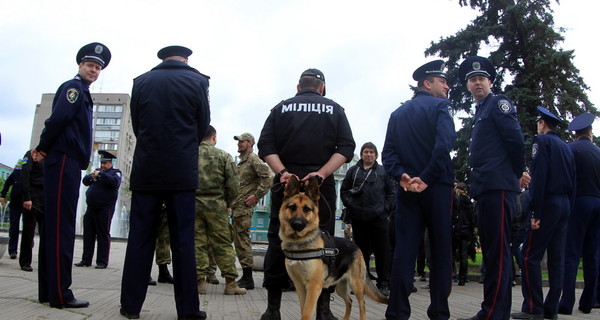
[0,42,599,320]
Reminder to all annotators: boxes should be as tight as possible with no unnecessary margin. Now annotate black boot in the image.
[236,267,255,289]
[316,289,338,320]
[260,288,282,320]
[158,264,174,283]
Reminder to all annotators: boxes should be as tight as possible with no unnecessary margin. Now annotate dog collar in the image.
[283,248,339,260]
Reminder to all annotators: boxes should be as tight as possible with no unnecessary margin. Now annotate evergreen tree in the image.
[426,0,597,182]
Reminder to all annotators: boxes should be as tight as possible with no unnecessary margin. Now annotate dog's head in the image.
[279,176,321,239]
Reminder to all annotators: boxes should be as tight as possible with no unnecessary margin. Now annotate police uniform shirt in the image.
[36,75,94,169]
[569,137,600,197]
[528,131,575,219]
[469,93,525,197]
[83,167,122,208]
[382,90,456,185]
[258,89,355,166]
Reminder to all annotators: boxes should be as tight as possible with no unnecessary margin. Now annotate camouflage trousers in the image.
[232,212,253,268]
[155,207,171,265]
[195,209,238,279]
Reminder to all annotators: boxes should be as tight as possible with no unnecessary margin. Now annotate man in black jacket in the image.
[0,158,24,260]
[20,150,45,272]
[120,45,210,320]
[75,150,121,269]
[340,142,395,296]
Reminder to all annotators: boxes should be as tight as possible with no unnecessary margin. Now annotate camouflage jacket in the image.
[231,152,273,215]
[196,141,239,212]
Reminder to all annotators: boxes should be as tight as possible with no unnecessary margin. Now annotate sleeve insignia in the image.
[66,88,80,104]
[498,100,512,113]
[532,143,539,158]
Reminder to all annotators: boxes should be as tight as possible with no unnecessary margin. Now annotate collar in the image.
[238,151,253,162]
[416,90,433,97]
[283,247,339,260]
[295,88,321,96]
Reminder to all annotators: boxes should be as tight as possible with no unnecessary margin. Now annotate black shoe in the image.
[557,306,571,315]
[578,306,591,314]
[63,298,90,308]
[10,253,17,259]
[120,307,140,319]
[261,288,282,320]
[376,281,390,296]
[544,313,557,320]
[95,265,107,269]
[21,265,33,272]
[510,311,543,319]
[237,267,255,289]
[411,285,417,293]
[458,280,466,286]
[148,277,157,286]
[178,311,207,320]
[158,264,174,283]
[74,261,91,267]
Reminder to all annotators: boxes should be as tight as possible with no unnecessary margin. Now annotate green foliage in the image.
[426,0,597,180]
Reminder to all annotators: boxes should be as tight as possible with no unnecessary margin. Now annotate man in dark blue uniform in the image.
[382,60,456,320]
[558,113,600,315]
[120,45,210,320]
[31,42,111,309]
[20,150,44,273]
[75,150,121,269]
[512,107,575,320]
[0,159,24,260]
[457,56,526,320]
[257,68,355,320]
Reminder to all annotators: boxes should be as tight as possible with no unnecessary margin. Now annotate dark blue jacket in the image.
[1,169,22,208]
[258,89,355,166]
[36,75,93,169]
[83,167,121,208]
[528,131,576,219]
[568,137,600,198]
[382,90,456,186]
[469,93,525,197]
[130,60,211,191]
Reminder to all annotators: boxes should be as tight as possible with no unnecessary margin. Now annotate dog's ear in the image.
[284,175,301,198]
[305,176,321,204]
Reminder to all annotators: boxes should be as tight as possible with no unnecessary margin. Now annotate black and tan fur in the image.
[279,176,388,320]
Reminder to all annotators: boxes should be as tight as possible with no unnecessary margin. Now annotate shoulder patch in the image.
[66,88,80,103]
[532,143,539,158]
[498,99,512,113]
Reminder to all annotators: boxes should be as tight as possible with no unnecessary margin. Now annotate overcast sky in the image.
[0,0,598,168]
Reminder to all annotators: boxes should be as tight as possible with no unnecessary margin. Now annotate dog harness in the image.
[283,231,339,276]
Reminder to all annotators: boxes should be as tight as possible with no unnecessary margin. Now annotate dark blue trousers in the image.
[475,190,516,320]
[81,207,114,267]
[41,153,81,307]
[8,204,22,255]
[386,183,453,320]
[521,194,570,316]
[559,196,600,313]
[120,191,200,316]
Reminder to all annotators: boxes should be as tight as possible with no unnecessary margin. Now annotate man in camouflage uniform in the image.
[155,204,173,284]
[232,132,273,290]
[195,125,246,295]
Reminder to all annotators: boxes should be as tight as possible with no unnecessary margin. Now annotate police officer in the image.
[232,132,273,290]
[257,68,355,320]
[195,126,245,295]
[456,56,526,320]
[30,42,111,309]
[120,45,210,320]
[0,158,24,260]
[512,107,575,320]
[558,113,600,315]
[19,150,44,273]
[75,150,121,269]
[382,60,456,320]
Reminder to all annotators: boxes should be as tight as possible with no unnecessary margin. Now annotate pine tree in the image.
[425,0,597,181]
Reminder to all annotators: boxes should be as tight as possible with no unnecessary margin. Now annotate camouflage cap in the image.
[234,133,255,143]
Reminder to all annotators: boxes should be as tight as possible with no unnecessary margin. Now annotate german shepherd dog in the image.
[279,176,388,320]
